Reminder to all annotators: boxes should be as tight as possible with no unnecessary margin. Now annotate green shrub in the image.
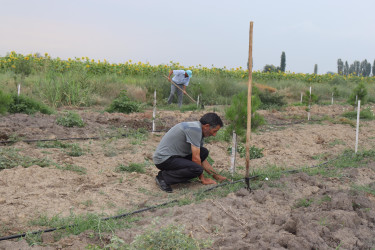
[348,82,368,105]
[56,111,85,127]
[342,107,375,120]
[215,78,243,97]
[302,90,319,105]
[8,94,53,115]
[258,91,286,110]
[107,90,142,114]
[228,144,264,159]
[0,90,12,114]
[225,90,265,139]
[332,86,340,98]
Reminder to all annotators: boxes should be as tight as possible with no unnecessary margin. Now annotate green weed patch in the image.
[56,111,85,127]
[115,163,146,174]
[0,148,50,170]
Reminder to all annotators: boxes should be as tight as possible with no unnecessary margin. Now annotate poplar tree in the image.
[344,61,349,76]
[365,61,371,77]
[280,51,286,72]
[360,60,366,76]
[354,61,360,76]
[337,59,344,75]
[314,64,318,74]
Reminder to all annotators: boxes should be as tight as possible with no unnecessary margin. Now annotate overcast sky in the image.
[1,0,374,74]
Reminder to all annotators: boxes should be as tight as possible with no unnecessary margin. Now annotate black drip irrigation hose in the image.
[0,145,349,241]
[0,130,170,145]
[0,136,101,144]
[0,200,178,241]
[0,134,134,145]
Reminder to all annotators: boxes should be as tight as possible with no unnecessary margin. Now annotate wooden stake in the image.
[245,21,253,187]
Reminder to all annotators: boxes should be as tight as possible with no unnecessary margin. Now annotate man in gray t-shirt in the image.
[153,113,227,193]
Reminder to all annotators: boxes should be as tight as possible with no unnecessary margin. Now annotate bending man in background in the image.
[167,69,192,108]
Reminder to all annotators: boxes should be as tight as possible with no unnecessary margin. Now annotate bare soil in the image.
[0,104,375,249]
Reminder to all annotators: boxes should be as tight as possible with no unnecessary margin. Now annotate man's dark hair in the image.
[199,113,223,128]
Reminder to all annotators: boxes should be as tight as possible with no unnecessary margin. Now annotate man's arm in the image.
[168,70,173,82]
[202,160,227,182]
[191,145,216,185]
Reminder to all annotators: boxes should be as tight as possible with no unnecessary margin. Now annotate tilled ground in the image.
[0,104,375,249]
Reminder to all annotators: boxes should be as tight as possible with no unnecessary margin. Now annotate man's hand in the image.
[182,90,187,95]
[213,174,227,182]
[201,178,217,185]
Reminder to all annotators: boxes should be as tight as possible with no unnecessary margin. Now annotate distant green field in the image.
[1,51,374,107]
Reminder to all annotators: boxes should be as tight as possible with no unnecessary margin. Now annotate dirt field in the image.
[0,104,375,249]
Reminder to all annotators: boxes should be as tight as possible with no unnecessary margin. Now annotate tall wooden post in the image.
[152,89,156,133]
[245,21,253,191]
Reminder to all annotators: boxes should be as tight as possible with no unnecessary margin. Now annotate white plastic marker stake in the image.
[300,92,303,103]
[17,84,21,96]
[152,89,156,133]
[230,130,237,176]
[331,92,334,105]
[308,86,311,121]
[355,100,361,153]
[355,95,358,111]
[197,94,200,108]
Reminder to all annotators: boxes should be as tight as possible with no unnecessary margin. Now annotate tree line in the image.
[262,51,286,73]
[337,59,374,77]
[261,51,375,76]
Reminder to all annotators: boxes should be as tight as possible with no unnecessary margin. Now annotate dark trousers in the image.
[155,147,209,185]
[167,82,184,108]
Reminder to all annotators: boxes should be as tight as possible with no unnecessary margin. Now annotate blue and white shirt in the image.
[172,70,190,86]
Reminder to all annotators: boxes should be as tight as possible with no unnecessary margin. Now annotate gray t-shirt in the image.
[153,121,204,164]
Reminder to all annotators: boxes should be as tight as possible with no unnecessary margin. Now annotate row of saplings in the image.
[0,82,373,139]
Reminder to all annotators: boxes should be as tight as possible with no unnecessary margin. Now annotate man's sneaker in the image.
[155,175,173,193]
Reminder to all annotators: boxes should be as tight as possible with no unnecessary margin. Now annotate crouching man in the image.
[153,113,227,193]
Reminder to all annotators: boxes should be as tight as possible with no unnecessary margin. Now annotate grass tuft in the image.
[115,163,146,173]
